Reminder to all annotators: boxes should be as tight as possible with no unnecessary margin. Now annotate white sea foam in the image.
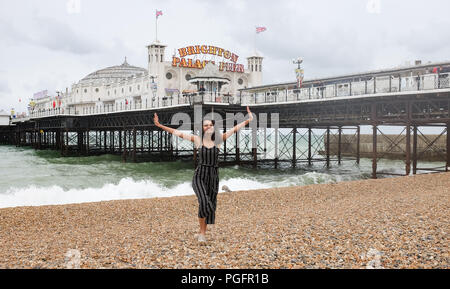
[0,177,194,208]
[0,172,352,208]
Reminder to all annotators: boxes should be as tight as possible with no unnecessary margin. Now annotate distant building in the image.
[0,110,10,126]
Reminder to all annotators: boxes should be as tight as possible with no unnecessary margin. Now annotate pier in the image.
[3,62,450,179]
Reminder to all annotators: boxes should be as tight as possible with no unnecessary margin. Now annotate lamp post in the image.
[293,58,304,100]
[150,75,158,107]
[293,58,304,88]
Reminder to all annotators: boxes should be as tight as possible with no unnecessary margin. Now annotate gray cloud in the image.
[0,13,103,55]
[0,78,10,94]
[30,15,103,55]
[1,0,450,112]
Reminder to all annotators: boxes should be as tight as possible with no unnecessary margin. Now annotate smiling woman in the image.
[153,107,254,243]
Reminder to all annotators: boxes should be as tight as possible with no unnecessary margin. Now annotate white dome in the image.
[79,58,147,84]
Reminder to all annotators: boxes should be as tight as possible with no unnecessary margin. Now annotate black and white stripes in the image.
[192,145,220,224]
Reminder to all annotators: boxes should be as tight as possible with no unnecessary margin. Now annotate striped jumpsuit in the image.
[192,145,220,224]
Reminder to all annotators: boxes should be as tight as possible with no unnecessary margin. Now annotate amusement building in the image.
[29,41,263,114]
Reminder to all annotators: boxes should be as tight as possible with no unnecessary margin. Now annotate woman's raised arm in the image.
[222,106,254,141]
[153,113,199,144]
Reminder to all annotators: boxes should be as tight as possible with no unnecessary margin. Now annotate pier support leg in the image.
[292,127,297,168]
[86,129,90,155]
[447,123,450,172]
[223,126,227,162]
[338,126,342,165]
[141,129,144,153]
[38,128,41,149]
[413,125,418,174]
[150,130,153,153]
[235,129,240,165]
[252,126,257,169]
[406,124,411,176]
[372,125,377,179]
[133,127,137,163]
[59,129,63,155]
[55,131,58,151]
[103,130,107,154]
[326,127,330,168]
[159,130,163,159]
[65,129,69,156]
[111,130,115,153]
[122,129,127,162]
[308,127,312,166]
[274,127,279,169]
[119,130,122,154]
[77,131,83,155]
[356,126,360,165]
[263,127,267,159]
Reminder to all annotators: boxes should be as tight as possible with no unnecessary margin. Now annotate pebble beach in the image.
[0,172,449,269]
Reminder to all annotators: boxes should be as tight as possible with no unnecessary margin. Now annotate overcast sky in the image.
[1,0,450,113]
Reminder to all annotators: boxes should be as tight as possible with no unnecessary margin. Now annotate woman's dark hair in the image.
[203,119,216,141]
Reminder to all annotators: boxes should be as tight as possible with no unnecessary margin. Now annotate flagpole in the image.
[254,26,256,55]
[155,10,158,42]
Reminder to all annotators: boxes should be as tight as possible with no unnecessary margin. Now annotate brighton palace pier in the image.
[1,40,450,179]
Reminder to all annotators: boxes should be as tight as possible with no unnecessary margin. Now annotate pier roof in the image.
[79,58,147,85]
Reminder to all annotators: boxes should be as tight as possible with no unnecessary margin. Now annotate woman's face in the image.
[202,120,214,134]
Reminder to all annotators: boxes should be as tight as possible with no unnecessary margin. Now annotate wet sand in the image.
[0,172,449,268]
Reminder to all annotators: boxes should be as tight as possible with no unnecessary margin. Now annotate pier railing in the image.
[19,92,237,120]
[240,72,450,104]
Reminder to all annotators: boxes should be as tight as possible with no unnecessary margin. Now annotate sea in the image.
[0,140,442,208]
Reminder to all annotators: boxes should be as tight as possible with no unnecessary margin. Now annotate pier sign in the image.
[172,45,244,73]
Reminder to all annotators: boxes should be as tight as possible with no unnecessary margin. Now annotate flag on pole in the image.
[156,10,163,18]
[256,26,267,33]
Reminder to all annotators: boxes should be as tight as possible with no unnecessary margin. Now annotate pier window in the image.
[95,88,99,93]
[185,74,192,81]
[238,78,244,85]
[166,72,173,80]
[84,89,87,93]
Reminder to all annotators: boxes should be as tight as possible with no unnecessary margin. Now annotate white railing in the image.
[23,92,236,119]
[241,72,450,104]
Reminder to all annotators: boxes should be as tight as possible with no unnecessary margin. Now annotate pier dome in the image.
[79,58,147,84]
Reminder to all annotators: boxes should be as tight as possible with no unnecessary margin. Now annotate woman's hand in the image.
[247,106,253,122]
[153,113,161,127]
